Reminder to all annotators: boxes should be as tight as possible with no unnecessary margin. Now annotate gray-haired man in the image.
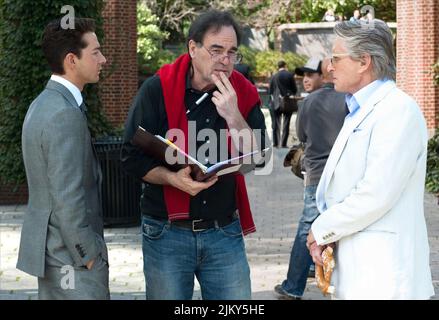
[307,19,434,299]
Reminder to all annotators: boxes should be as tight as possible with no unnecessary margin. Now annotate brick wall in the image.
[101,0,138,127]
[397,0,439,134]
[0,0,138,204]
[0,183,28,205]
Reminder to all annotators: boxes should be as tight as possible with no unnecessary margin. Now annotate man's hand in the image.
[307,230,323,266]
[211,72,243,124]
[306,230,316,249]
[307,231,336,266]
[143,166,218,196]
[86,259,95,270]
[309,242,324,266]
[170,166,218,196]
[210,72,259,156]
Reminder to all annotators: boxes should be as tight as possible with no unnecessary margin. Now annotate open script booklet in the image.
[132,126,269,182]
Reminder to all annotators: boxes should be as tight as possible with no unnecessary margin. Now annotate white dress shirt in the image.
[50,74,83,107]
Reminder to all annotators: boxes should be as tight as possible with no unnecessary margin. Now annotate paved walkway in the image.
[1,111,438,300]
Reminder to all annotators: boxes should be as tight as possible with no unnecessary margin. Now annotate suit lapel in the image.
[45,80,79,108]
[46,79,103,198]
[318,81,396,206]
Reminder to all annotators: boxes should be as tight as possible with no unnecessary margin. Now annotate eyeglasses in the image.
[330,53,351,65]
[200,44,243,64]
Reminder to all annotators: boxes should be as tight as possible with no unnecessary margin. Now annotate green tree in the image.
[141,1,302,50]
[210,1,301,49]
[142,0,207,43]
[427,60,439,195]
[137,2,178,74]
[300,0,396,23]
[254,50,306,78]
[143,1,300,46]
[239,45,258,74]
[0,1,112,186]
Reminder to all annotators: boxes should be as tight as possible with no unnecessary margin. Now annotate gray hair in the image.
[333,19,396,81]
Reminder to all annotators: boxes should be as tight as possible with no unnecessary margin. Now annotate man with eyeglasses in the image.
[306,19,434,299]
[121,9,268,299]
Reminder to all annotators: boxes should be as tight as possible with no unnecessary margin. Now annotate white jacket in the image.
[312,80,435,299]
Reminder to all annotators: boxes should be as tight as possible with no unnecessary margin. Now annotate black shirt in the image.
[295,83,347,186]
[234,63,254,84]
[121,73,267,220]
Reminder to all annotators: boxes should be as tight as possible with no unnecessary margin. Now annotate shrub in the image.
[254,50,307,78]
[427,60,439,195]
[137,2,178,74]
[0,1,112,185]
[239,45,258,72]
[426,132,439,194]
[433,60,439,87]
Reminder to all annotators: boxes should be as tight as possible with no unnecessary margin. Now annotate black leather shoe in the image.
[274,284,302,300]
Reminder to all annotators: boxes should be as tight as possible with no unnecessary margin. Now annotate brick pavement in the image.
[0,111,437,300]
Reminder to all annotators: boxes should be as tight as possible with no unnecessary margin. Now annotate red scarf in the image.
[157,53,260,235]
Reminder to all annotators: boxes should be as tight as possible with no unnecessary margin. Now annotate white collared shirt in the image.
[50,74,83,107]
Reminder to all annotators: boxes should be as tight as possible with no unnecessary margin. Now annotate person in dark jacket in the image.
[234,61,254,84]
[274,58,347,299]
[269,61,297,148]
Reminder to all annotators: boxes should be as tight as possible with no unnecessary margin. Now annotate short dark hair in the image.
[187,10,242,49]
[42,18,96,74]
[278,61,287,69]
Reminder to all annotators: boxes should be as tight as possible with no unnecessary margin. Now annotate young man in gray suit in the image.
[17,18,109,299]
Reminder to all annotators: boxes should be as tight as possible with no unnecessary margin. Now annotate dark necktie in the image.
[79,102,88,114]
[80,102,99,168]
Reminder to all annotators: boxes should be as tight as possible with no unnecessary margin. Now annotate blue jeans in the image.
[141,215,251,300]
[281,184,320,296]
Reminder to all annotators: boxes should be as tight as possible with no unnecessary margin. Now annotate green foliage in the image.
[426,132,439,194]
[137,2,179,74]
[253,50,307,78]
[428,60,439,194]
[433,60,439,87]
[301,0,396,22]
[143,0,207,43]
[0,0,112,185]
[239,45,258,74]
[238,46,306,79]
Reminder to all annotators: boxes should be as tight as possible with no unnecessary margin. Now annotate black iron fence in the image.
[94,137,141,227]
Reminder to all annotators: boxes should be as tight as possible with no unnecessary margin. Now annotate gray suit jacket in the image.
[17,80,107,278]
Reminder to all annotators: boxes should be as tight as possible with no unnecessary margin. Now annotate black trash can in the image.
[94,137,141,227]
